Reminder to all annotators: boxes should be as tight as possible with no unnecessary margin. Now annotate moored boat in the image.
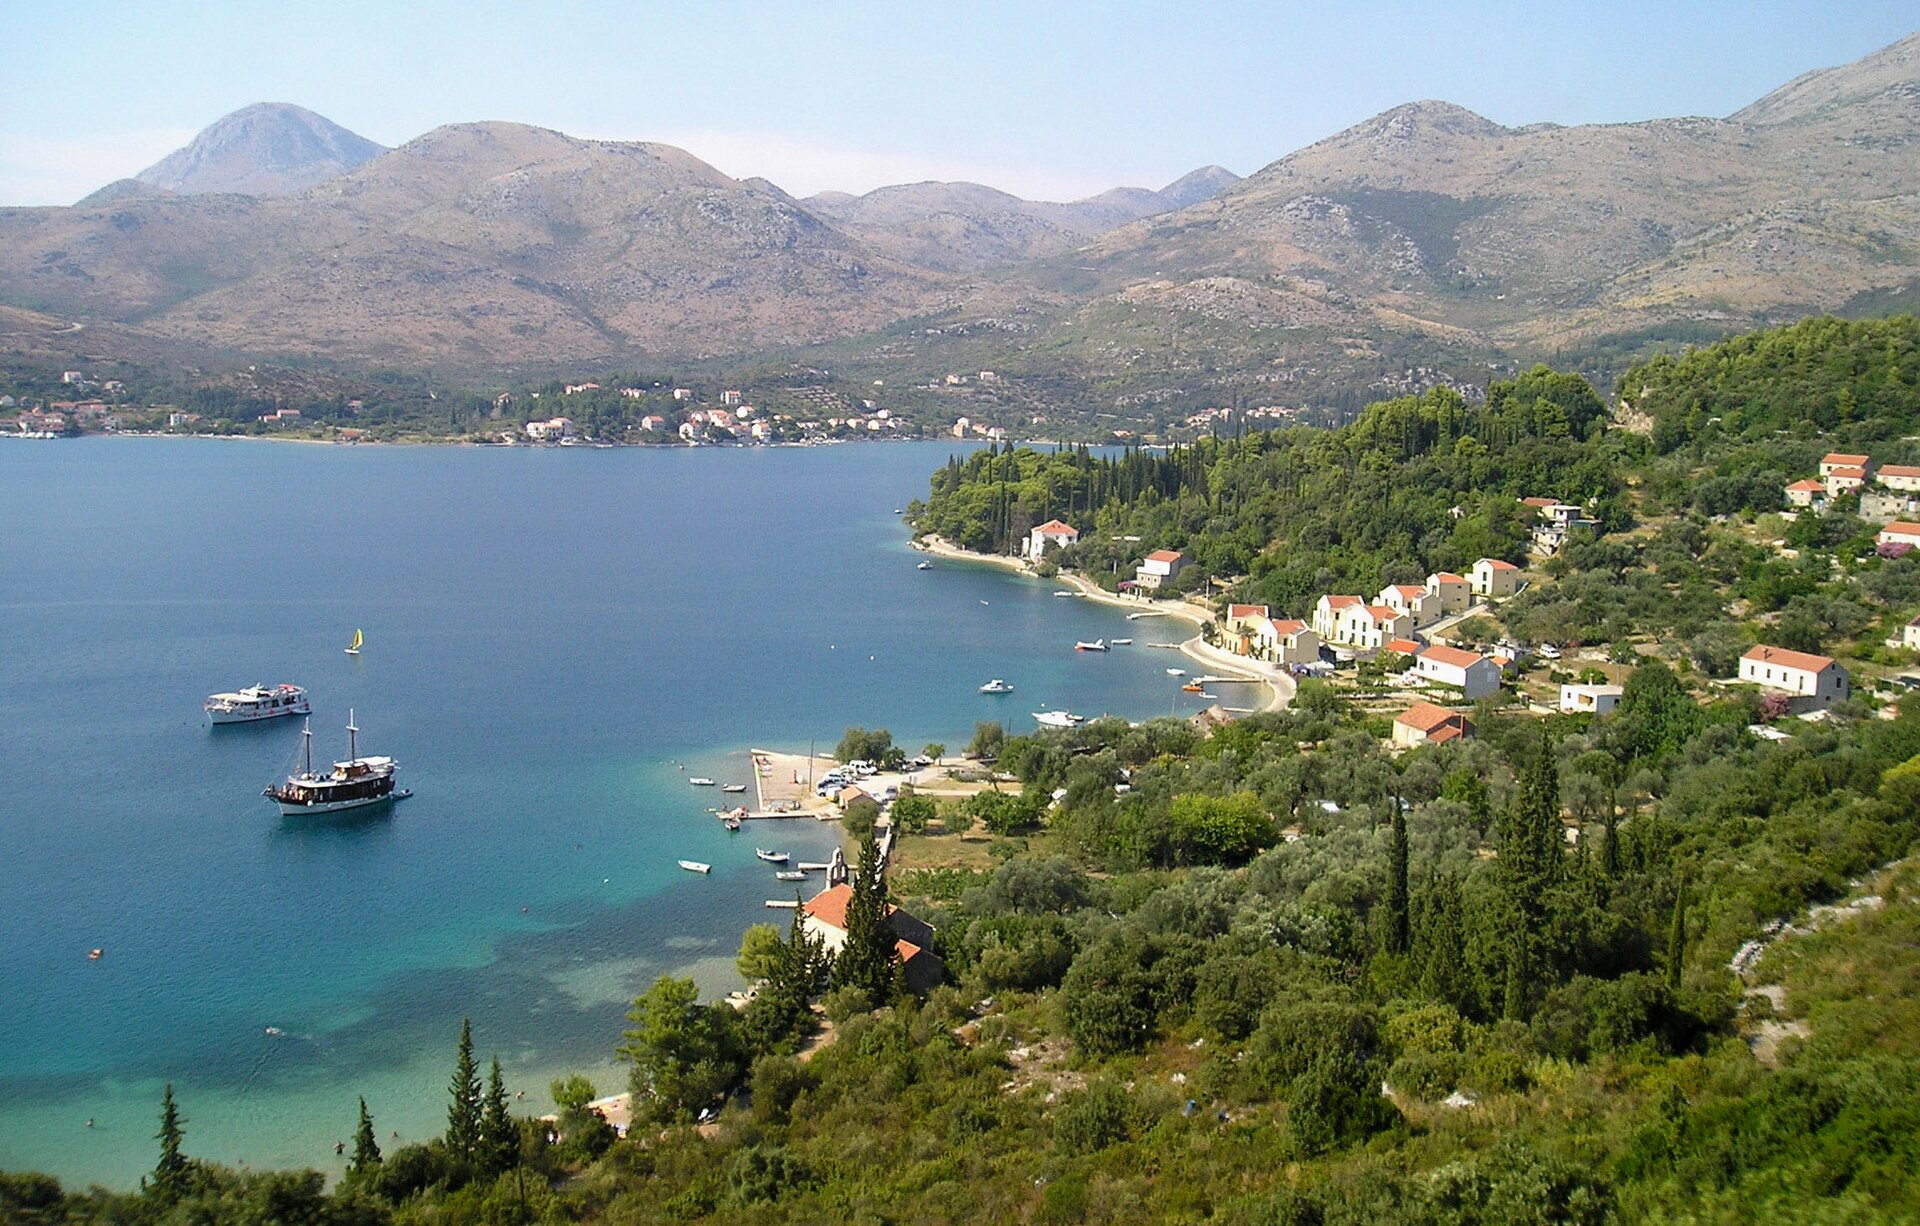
[1110,638,1133,645]
[678,860,711,874]
[265,711,405,816]
[721,783,748,793]
[1075,639,1108,652]
[979,678,1015,694]
[205,683,311,724]
[688,777,716,787]
[755,848,790,863]
[774,869,806,881]
[1166,667,1186,676]
[1033,710,1085,728]
[917,561,932,569]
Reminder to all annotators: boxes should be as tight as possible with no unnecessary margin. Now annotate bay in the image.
[0,438,1211,1186]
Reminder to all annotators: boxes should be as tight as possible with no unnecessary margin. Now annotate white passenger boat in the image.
[205,683,310,724]
[265,711,405,816]
[688,777,716,787]
[979,678,1015,694]
[1033,710,1085,728]
[678,860,711,874]
[755,848,790,863]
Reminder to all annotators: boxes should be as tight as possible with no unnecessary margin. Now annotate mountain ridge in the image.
[132,102,387,197]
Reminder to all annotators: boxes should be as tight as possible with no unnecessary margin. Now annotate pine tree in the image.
[446,1017,481,1162]
[830,835,900,1003]
[352,1096,382,1172]
[481,1056,514,1175]
[1386,799,1410,955]
[150,1083,190,1200]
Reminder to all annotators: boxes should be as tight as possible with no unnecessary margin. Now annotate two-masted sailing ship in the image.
[265,710,407,816]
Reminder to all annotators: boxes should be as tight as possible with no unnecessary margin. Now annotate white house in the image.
[1826,465,1870,498]
[1470,558,1521,598]
[1820,452,1872,478]
[1425,572,1471,615]
[1134,549,1190,590]
[1879,464,1920,493]
[1739,645,1850,710]
[1312,595,1362,641]
[802,884,943,995]
[1785,479,1827,508]
[639,414,666,432]
[1241,617,1319,664]
[525,416,573,441]
[1392,702,1473,748]
[1378,583,1436,626]
[671,388,694,401]
[1333,603,1411,651]
[1226,603,1270,632]
[1414,645,1502,699]
[1904,616,1920,651]
[1560,683,1624,715]
[1880,522,1920,549]
[1028,519,1080,561]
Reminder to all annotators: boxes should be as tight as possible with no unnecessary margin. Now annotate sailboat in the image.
[345,628,363,656]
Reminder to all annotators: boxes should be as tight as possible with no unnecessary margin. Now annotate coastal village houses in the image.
[1878,522,1920,550]
[1028,519,1080,561]
[1224,605,1320,664]
[1471,557,1522,598]
[1135,549,1190,590]
[1425,571,1471,615]
[525,416,573,441]
[1378,583,1436,627]
[1413,645,1502,699]
[1786,479,1827,508]
[1905,616,1920,651]
[1333,603,1412,651]
[1739,645,1851,711]
[1312,595,1362,641]
[802,884,944,994]
[1392,702,1473,748]
[1560,683,1625,715]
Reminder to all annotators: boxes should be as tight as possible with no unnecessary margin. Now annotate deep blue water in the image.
[0,438,1207,1186]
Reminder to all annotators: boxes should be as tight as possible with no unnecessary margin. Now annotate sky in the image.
[2,0,1915,206]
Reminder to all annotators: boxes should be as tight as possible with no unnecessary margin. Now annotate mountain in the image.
[0,122,946,369]
[132,103,387,197]
[801,167,1240,272]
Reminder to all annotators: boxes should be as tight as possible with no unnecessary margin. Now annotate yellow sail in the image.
[348,628,363,653]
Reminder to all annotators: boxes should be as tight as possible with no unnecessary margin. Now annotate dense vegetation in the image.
[10,318,1920,1223]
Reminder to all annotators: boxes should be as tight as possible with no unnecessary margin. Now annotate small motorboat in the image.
[774,870,806,881]
[688,777,716,787]
[979,678,1015,694]
[1075,639,1108,652]
[979,599,990,606]
[755,848,790,864]
[1167,667,1186,676]
[765,899,799,909]
[264,1026,283,1036]
[1033,710,1086,728]
[87,948,103,961]
[678,860,712,874]
[1110,638,1133,645]
[1054,590,1075,598]
[723,817,742,831]
[917,561,932,570]
[1182,682,1204,693]
[721,783,748,793]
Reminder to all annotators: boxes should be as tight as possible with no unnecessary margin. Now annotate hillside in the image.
[132,103,387,197]
[804,166,1240,272]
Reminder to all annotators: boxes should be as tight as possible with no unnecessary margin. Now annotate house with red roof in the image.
[802,884,944,994]
[1414,645,1502,699]
[1785,478,1827,508]
[1825,465,1870,498]
[1392,702,1473,748]
[1333,603,1412,651]
[1134,548,1190,590]
[1425,572,1471,615]
[1470,558,1522,598]
[1739,645,1849,711]
[1378,582,1436,626]
[1878,464,1920,493]
[1027,519,1080,561]
[1820,453,1872,478]
[1312,594,1362,641]
[1879,522,1920,549]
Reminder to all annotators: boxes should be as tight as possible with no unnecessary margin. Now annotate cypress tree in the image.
[1386,800,1410,955]
[1602,781,1620,877]
[1413,874,1469,1011]
[1501,726,1561,1019]
[481,1056,514,1175]
[352,1096,382,1172]
[151,1083,189,1201]
[830,835,900,1003]
[446,1017,481,1162]
[1667,874,1689,991]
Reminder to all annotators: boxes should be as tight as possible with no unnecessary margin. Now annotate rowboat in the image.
[678,860,711,874]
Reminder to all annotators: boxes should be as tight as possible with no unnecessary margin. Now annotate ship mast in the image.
[301,719,312,776]
[347,709,358,762]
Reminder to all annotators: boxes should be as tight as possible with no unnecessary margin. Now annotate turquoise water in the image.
[0,438,1209,1187]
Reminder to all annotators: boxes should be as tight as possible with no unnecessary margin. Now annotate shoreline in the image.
[912,534,1291,713]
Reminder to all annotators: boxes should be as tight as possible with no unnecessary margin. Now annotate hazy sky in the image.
[2,1,1914,205]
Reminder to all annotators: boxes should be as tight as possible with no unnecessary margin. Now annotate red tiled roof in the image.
[1786,479,1826,491]
[1228,603,1269,619]
[1269,619,1307,636]
[1829,466,1868,479]
[1390,584,1426,599]
[1419,645,1486,669]
[1478,558,1519,571]
[1034,520,1078,535]
[1879,464,1920,479]
[1396,702,1462,733]
[1823,452,1870,465]
[1520,496,1559,508]
[1145,549,1184,563]
[1363,605,1402,622]
[1742,645,1837,674]
[1880,521,1920,538]
[1324,595,1361,609]
[1385,637,1424,655]
[803,883,900,930]
[1430,572,1466,583]
[1427,724,1468,744]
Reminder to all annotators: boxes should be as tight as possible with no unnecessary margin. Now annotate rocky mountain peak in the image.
[133,102,386,197]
